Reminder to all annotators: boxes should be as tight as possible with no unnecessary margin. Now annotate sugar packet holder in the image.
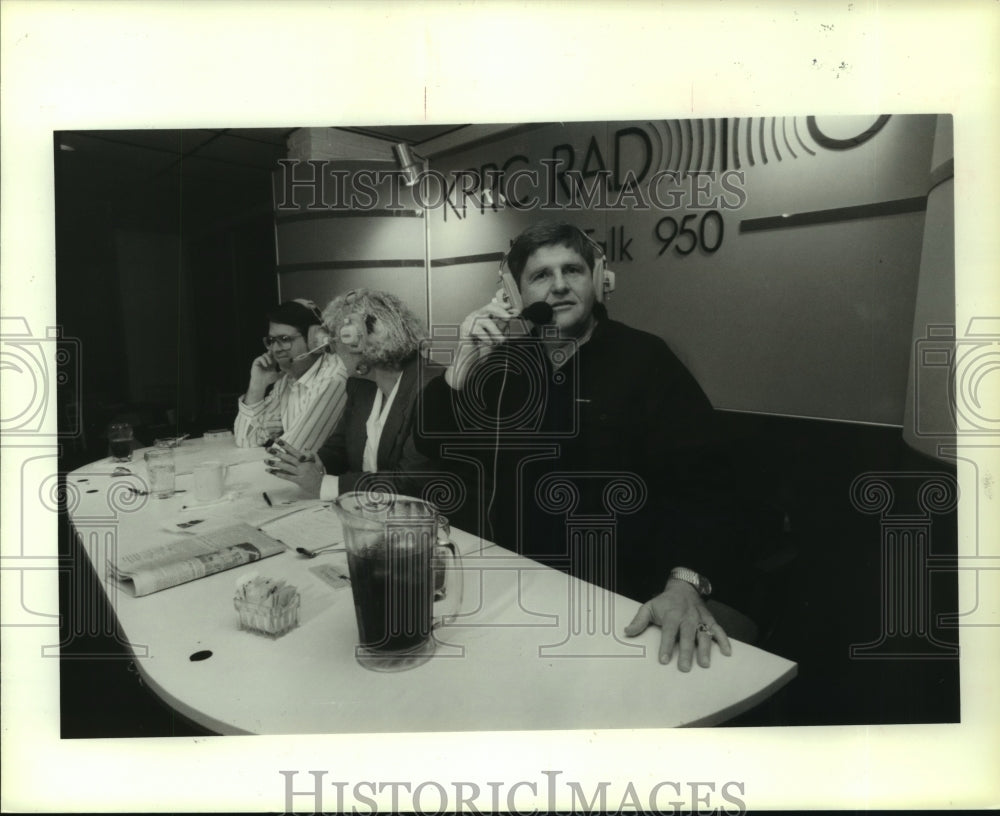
[234,573,300,637]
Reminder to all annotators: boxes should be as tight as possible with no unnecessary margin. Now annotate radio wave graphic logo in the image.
[641,114,891,175]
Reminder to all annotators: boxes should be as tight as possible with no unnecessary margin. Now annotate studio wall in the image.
[903,115,956,459]
[271,115,952,428]
[273,160,429,321]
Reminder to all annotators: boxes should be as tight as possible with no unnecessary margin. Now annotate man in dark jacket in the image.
[415,222,754,671]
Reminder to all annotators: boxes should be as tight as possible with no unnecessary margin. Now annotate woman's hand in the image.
[265,439,324,498]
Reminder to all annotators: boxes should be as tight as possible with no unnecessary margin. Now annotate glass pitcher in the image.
[331,491,462,672]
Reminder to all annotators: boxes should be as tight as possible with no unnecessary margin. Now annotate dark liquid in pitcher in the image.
[347,546,432,652]
[109,440,131,458]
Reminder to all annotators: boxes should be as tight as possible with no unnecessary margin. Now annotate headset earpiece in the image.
[592,253,606,303]
[497,255,524,312]
[580,229,614,303]
[602,267,616,299]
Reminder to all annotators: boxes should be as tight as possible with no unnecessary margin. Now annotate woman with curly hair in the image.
[265,289,444,502]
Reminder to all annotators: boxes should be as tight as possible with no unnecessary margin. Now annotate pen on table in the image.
[262,491,273,507]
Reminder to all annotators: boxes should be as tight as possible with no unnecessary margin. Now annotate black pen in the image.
[262,491,273,507]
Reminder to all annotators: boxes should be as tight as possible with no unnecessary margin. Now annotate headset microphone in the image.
[519,301,554,325]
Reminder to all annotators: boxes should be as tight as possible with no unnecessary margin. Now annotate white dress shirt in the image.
[234,353,348,456]
[362,373,402,473]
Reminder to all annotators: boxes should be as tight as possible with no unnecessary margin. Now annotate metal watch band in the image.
[669,567,712,597]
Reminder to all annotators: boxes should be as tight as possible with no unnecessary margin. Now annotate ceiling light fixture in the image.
[392,143,424,186]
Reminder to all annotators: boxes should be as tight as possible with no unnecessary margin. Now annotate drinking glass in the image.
[108,423,134,462]
[144,445,176,499]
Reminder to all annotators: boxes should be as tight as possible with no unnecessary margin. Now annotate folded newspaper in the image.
[109,523,286,597]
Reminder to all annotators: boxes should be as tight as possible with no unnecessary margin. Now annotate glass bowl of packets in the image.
[234,574,300,637]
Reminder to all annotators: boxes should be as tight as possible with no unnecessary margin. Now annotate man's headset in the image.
[291,298,323,322]
[290,298,333,359]
[496,228,616,313]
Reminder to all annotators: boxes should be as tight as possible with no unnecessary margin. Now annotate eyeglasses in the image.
[262,333,303,349]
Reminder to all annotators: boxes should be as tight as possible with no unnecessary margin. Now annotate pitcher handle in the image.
[432,539,462,627]
[433,514,450,600]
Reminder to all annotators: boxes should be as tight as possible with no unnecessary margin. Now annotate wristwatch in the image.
[669,567,713,597]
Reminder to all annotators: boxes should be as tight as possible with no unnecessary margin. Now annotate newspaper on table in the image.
[109,522,286,597]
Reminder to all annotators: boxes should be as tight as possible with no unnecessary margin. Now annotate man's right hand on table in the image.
[624,578,733,672]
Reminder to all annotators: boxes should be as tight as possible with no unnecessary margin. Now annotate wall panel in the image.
[425,115,942,425]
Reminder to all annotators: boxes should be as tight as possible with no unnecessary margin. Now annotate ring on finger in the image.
[697,622,714,635]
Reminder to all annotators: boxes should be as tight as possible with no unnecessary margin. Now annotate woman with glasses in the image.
[265,289,452,505]
[234,299,348,456]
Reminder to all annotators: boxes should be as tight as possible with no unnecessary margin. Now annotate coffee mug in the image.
[193,460,229,502]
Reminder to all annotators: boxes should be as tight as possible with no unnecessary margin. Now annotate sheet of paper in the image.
[168,495,327,535]
[259,504,343,552]
[295,569,348,626]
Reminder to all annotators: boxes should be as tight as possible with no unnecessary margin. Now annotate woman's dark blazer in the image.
[316,354,444,500]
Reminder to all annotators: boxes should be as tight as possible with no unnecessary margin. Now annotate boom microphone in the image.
[519,301,554,325]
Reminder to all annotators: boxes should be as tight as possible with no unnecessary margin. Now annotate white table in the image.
[67,440,796,734]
